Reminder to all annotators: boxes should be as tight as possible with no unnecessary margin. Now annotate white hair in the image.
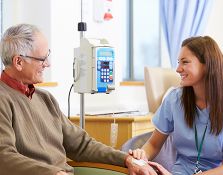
[0,23,41,66]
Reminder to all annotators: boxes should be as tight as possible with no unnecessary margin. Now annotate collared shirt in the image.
[0,71,35,99]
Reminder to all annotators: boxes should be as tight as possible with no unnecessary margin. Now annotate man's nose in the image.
[43,58,50,67]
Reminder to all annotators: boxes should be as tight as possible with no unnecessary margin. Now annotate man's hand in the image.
[55,171,68,175]
[125,155,159,175]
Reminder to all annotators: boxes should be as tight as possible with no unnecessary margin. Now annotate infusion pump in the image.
[73,38,115,94]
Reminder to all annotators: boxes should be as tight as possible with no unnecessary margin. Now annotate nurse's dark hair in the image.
[181,36,223,135]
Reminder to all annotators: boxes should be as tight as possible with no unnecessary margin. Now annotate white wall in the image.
[3,0,52,80]
[48,0,147,115]
[203,0,223,46]
[2,0,223,116]
[46,0,146,115]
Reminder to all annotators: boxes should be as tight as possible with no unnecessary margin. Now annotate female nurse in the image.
[130,36,223,175]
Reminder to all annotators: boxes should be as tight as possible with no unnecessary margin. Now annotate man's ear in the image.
[12,55,23,71]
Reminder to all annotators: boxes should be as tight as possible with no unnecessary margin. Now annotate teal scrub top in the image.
[152,88,223,175]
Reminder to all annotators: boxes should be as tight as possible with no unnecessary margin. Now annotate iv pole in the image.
[78,0,87,129]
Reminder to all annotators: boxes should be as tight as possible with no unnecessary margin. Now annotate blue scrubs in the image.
[152,88,223,175]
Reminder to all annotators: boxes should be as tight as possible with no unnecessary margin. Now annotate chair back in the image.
[121,132,152,152]
[144,67,180,113]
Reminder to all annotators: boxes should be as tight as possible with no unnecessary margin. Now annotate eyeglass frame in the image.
[19,49,51,65]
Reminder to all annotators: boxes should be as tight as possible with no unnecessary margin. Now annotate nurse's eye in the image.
[182,60,190,64]
[182,61,188,64]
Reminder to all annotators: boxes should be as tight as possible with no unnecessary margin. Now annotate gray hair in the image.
[0,23,41,66]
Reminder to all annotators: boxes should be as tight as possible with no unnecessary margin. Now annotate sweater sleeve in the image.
[0,96,62,175]
[47,93,127,167]
[61,116,127,167]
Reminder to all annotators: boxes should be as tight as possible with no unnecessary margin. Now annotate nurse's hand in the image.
[129,148,148,161]
[148,161,172,175]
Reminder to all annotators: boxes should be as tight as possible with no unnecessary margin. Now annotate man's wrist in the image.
[124,155,133,167]
[132,158,147,166]
[124,155,148,167]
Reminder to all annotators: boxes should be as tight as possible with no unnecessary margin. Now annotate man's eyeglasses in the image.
[20,49,51,65]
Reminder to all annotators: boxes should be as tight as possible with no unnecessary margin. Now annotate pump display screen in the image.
[99,51,113,57]
[101,61,109,69]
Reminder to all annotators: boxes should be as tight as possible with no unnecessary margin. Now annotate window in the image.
[123,0,160,80]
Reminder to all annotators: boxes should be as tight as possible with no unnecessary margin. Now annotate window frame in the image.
[124,0,161,81]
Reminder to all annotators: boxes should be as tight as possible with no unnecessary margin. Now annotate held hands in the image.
[128,149,172,175]
[125,155,159,175]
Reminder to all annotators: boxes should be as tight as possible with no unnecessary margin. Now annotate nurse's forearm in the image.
[142,129,168,161]
[142,141,161,161]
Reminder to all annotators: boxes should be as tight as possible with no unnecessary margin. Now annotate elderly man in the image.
[0,24,159,175]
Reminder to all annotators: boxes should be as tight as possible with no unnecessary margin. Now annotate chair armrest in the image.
[67,161,128,174]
